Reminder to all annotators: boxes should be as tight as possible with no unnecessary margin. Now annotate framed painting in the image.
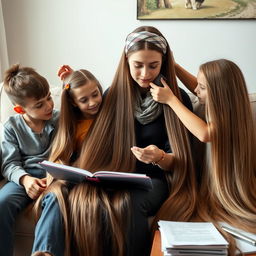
[137,0,256,19]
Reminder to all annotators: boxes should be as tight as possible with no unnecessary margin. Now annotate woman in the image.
[72,26,198,256]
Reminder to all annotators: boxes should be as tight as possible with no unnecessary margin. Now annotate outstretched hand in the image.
[131,145,163,164]
[57,65,73,81]
[150,78,175,105]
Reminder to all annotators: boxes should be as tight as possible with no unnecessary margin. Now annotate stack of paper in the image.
[158,221,229,256]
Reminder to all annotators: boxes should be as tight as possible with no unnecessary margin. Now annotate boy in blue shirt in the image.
[0,64,58,256]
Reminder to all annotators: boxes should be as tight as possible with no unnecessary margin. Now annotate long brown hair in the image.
[33,69,103,256]
[198,59,256,255]
[68,183,130,256]
[78,26,197,222]
[49,69,102,165]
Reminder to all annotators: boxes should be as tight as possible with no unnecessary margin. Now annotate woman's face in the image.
[128,49,162,89]
[194,70,208,105]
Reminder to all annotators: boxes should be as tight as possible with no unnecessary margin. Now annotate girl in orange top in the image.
[32,66,103,256]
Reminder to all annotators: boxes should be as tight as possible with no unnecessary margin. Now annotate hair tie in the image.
[64,83,70,90]
[125,31,167,55]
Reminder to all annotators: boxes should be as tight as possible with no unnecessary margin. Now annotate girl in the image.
[71,26,198,256]
[151,59,256,255]
[32,68,103,256]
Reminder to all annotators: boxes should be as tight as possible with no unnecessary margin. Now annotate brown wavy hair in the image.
[197,59,256,255]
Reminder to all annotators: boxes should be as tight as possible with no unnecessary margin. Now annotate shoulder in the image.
[179,88,193,111]
[3,114,23,131]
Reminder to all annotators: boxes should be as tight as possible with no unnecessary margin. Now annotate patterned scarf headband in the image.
[125,31,167,55]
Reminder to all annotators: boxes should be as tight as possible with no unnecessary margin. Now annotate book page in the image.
[159,221,228,247]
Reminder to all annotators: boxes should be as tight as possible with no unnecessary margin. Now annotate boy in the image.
[0,64,58,256]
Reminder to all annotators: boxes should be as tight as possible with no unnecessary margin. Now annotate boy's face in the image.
[22,92,54,121]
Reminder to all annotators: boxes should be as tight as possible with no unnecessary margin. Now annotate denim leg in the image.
[0,182,32,256]
[32,192,65,256]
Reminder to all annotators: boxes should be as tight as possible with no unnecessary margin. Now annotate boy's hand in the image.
[57,65,73,81]
[150,78,175,105]
[131,145,163,164]
[20,175,47,199]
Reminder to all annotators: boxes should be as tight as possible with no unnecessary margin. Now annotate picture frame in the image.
[137,0,256,20]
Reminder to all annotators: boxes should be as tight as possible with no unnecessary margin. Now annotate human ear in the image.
[13,105,25,114]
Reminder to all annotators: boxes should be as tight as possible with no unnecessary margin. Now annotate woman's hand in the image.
[150,78,175,105]
[57,65,73,81]
[131,145,164,164]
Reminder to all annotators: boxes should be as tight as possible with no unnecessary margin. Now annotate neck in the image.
[23,114,46,133]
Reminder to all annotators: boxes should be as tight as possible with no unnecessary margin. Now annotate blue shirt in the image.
[1,110,59,185]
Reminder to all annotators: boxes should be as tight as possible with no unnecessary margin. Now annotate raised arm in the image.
[150,80,210,143]
[57,65,74,81]
[175,63,197,95]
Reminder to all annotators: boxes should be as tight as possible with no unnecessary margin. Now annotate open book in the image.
[39,160,153,190]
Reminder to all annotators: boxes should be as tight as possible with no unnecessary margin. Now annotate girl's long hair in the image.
[33,69,103,256]
[78,26,197,223]
[197,59,256,255]
[49,69,102,165]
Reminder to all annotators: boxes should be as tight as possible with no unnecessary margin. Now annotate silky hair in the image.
[197,59,256,255]
[3,64,49,106]
[49,69,102,165]
[78,26,197,222]
[33,69,104,256]
[68,183,130,256]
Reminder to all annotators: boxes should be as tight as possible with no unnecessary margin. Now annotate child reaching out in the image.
[32,66,103,256]
[151,59,256,255]
[0,64,58,256]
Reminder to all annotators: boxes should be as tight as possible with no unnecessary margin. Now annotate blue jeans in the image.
[0,181,32,256]
[0,169,45,256]
[32,192,65,256]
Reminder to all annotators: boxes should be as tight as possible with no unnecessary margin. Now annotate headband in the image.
[125,31,167,55]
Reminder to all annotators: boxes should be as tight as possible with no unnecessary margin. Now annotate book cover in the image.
[40,160,153,190]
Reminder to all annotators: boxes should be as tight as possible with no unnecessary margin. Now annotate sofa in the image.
[0,81,255,256]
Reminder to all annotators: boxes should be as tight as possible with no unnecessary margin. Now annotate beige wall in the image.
[2,0,256,93]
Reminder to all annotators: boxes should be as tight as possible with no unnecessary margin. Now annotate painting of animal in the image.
[185,0,204,10]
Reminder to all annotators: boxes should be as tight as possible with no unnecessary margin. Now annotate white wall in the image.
[2,0,256,93]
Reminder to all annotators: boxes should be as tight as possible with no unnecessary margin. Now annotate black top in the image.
[103,87,193,179]
[135,88,193,178]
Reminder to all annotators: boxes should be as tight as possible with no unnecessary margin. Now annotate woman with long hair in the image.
[33,26,198,256]
[71,25,197,255]
[152,59,256,255]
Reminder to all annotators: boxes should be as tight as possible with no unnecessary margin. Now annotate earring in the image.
[14,106,25,114]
